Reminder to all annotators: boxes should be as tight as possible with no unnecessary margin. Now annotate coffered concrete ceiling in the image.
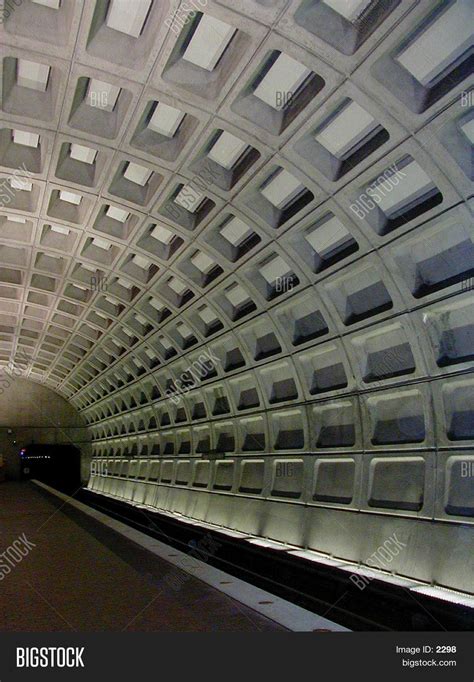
[0,0,472,461]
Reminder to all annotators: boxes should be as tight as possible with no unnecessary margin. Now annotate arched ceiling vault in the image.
[0,0,472,456]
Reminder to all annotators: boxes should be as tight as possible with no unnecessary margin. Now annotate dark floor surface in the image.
[0,482,284,632]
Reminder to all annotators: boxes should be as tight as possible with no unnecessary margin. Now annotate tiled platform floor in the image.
[0,482,284,632]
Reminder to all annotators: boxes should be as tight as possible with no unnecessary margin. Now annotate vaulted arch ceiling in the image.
[0,0,472,458]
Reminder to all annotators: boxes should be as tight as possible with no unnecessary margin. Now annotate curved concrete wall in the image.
[0,378,91,480]
[0,0,472,599]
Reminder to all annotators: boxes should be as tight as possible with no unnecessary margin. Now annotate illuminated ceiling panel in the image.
[253,53,311,111]
[396,0,472,86]
[106,0,152,38]
[182,15,236,71]
[148,103,185,137]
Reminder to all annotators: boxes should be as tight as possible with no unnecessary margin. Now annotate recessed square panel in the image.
[106,0,152,38]
[86,79,121,112]
[368,456,425,511]
[17,59,50,92]
[182,15,236,72]
[373,160,434,215]
[396,0,472,86]
[106,206,129,222]
[70,144,97,165]
[123,162,152,186]
[148,103,185,137]
[12,130,40,148]
[253,53,311,111]
[315,101,379,159]
[207,131,249,170]
[260,169,304,209]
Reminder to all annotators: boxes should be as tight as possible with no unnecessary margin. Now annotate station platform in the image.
[0,482,285,632]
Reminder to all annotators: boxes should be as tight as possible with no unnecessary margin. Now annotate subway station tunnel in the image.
[0,0,473,632]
